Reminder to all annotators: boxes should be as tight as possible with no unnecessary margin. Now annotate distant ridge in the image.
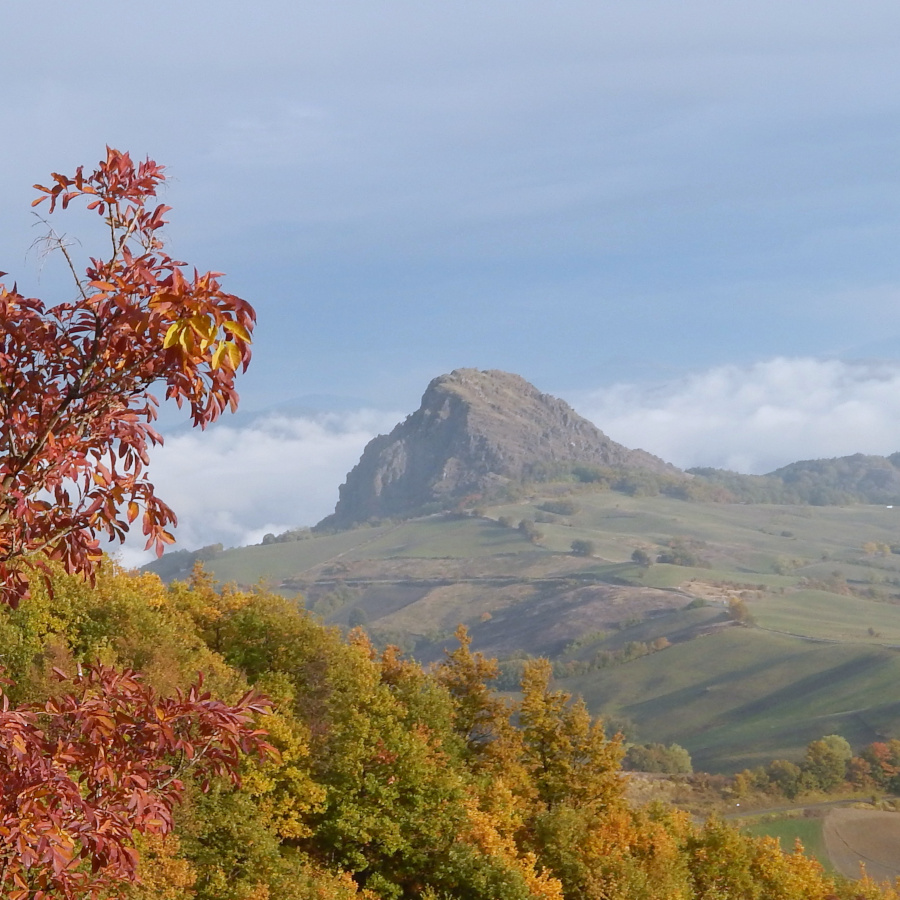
[687,451,900,505]
[769,452,900,505]
[316,368,679,529]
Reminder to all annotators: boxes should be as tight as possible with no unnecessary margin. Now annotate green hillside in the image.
[147,485,900,772]
[565,628,900,772]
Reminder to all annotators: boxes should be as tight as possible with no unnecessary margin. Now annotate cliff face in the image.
[318,369,677,528]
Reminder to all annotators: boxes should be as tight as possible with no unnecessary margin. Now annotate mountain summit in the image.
[317,368,677,529]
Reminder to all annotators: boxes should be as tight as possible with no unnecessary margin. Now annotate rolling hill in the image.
[143,369,900,773]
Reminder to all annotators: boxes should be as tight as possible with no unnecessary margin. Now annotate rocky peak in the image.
[317,369,677,529]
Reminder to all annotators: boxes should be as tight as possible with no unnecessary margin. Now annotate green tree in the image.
[571,539,597,557]
[727,596,754,625]
[656,537,710,568]
[623,743,692,774]
[518,659,623,812]
[347,606,369,629]
[803,734,851,791]
[433,625,514,764]
[631,548,652,567]
[766,759,803,799]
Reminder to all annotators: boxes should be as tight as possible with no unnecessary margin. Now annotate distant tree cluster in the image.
[261,526,313,545]
[862,541,892,557]
[539,499,580,516]
[570,539,596,557]
[308,583,359,617]
[504,455,900,508]
[553,637,671,677]
[517,518,544,543]
[630,548,652,567]
[727,596,754,625]
[623,742,693,774]
[516,462,732,502]
[685,468,796,503]
[690,453,900,506]
[144,543,225,581]
[732,733,900,800]
[656,537,712,568]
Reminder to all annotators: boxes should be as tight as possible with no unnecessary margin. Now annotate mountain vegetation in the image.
[690,452,900,505]
[2,560,896,900]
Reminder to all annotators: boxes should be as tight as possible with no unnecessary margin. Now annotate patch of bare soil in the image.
[678,580,734,605]
[823,808,900,882]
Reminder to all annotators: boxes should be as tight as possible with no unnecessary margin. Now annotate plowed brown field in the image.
[823,809,900,883]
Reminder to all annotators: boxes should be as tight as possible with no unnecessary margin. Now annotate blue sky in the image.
[5,2,900,557]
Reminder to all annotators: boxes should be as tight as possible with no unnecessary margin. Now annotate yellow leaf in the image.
[190,315,216,341]
[226,342,241,370]
[223,320,252,343]
[211,343,228,370]
[163,322,182,349]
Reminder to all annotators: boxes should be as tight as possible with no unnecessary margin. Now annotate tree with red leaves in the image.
[0,148,255,606]
[0,665,274,900]
[0,151,268,898]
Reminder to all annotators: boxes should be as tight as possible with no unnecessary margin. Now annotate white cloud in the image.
[571,358,900,475]
[111,409,399,567]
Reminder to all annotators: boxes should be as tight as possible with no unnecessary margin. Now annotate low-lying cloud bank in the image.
[112,409,401,568]
[571,358,900,475]
[114,358,900,566]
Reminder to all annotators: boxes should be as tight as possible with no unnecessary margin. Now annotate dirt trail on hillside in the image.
[823,808,900,882]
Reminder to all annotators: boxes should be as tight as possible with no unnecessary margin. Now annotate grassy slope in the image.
[753,590,900,644]
[204,491,900,587]
[208,517,545,586]
[193,488,900,771]
[564,628,900,772]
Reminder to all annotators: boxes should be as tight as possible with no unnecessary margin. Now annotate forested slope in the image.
[2,559,896,900]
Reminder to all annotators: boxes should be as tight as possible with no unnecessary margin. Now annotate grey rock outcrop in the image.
[317,369,678,529]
